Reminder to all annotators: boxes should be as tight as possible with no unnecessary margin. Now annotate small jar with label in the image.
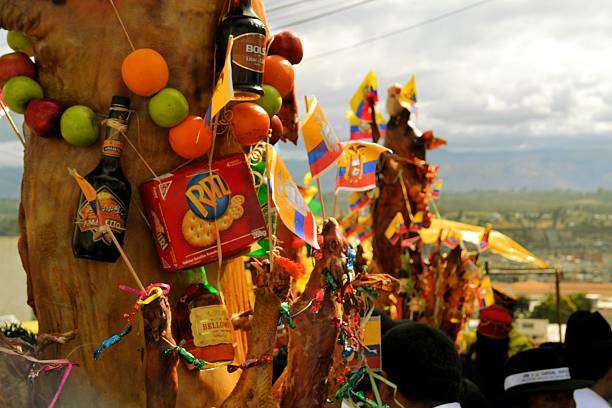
[176,267,235,368]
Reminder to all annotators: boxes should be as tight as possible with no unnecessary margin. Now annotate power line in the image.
[267,0,322,13]
[267,1,338,25]
[268,1,344,24]
[271,0,377,30]
[303,0,496,62]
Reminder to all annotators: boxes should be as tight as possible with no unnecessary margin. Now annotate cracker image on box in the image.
[140,154,268,270]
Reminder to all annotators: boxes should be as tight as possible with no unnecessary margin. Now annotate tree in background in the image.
[530,293,592,323]
[515,295,531,318]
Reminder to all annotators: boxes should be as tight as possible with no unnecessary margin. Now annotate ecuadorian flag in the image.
[301,96,343,178]
[348,191,371,213]
[350,71,378,121]
[443,229,462,249]
[479,224,492,251]
[347,110,370,140]
[355,216,373,243]
[385,212,406,244]
[267,145,319,249]
[336,141,390,192]
[398,74,418,118]
[431,179,443,199]
[347,110,386,141]
[409,211,424,231]
[476,275,495,310]
[340,211,360,238]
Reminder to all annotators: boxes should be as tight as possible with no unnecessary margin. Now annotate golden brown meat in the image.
[372,91,437,318]
[141,294,179,408]
[279,219,347,408]
[277,89,299,144]
[221,257,291,408]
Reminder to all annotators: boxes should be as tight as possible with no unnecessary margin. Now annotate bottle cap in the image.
[111,95,131,110]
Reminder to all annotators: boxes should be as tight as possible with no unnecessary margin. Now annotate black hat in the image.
[565,311,612,381]
[565,311,612,349]
[382,322,462,403]
[458,379,490,408]
[503,348,592,396]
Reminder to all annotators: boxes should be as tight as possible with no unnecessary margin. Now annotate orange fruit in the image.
[231,102,270,146]
[121,48,169,97]
[169,115,212,159]
[263,55,294,98]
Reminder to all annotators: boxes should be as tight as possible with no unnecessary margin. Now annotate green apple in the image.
[7,31,34,56]
[254,84,282,117]
[60,105,99,146]
[148,88,189,128]
[2,76,44,113]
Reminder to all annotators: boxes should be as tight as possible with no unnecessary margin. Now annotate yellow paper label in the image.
[190,305,233,347]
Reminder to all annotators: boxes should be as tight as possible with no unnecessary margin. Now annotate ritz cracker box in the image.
[140,154,268,271]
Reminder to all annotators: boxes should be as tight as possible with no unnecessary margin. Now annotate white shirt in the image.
[574,387,610,408]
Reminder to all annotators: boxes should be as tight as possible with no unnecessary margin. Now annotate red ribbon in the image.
[226,354,272,373]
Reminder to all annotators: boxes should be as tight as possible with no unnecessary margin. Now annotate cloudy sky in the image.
[1,0,612,186]
[267,0,612,157]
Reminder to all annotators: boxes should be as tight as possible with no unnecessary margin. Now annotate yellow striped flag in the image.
[476,275,495,309]
[301,96,343,178]
[398,74,418,117]
[385,212,407,244]
[267,145,319,249]
[350,71,378,122]
[336,141,390,192]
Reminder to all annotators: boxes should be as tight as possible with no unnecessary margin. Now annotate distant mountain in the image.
[428,148,612,192]
[280,146,612,193]
[0,167,21,197]
[1,135,610,198]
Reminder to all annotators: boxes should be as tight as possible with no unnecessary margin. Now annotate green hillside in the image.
[0,198,18,235]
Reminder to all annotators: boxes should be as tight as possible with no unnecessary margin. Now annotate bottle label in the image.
[102,139,125,158]
[190,304,233,347]
[76,187,128,245]
[232,33,266,73]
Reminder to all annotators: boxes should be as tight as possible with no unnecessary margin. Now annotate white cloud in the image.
[267,0,612,153]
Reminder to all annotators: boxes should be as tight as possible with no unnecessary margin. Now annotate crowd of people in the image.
[375,304,612,408]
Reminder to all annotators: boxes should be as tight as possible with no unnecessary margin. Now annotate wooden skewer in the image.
[266,132,274,269]
[107,0,136,51]
[104,227,146,293]
[332,190,338,219]
[316,178,326,220]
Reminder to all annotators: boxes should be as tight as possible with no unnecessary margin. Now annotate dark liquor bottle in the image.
[72,96,132,262]
[215,0,267,99]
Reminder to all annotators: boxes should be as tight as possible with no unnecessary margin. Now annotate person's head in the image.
[458,378,490,408]
[564,310,612,399]
[477,304,513,340]
[380,322,462,407]
[504,347,592,408]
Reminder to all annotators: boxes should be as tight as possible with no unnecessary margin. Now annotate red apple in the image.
[270,115,283,145]
[0,52,36,86]
[268,31,303,65]
[25,98,64,138]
